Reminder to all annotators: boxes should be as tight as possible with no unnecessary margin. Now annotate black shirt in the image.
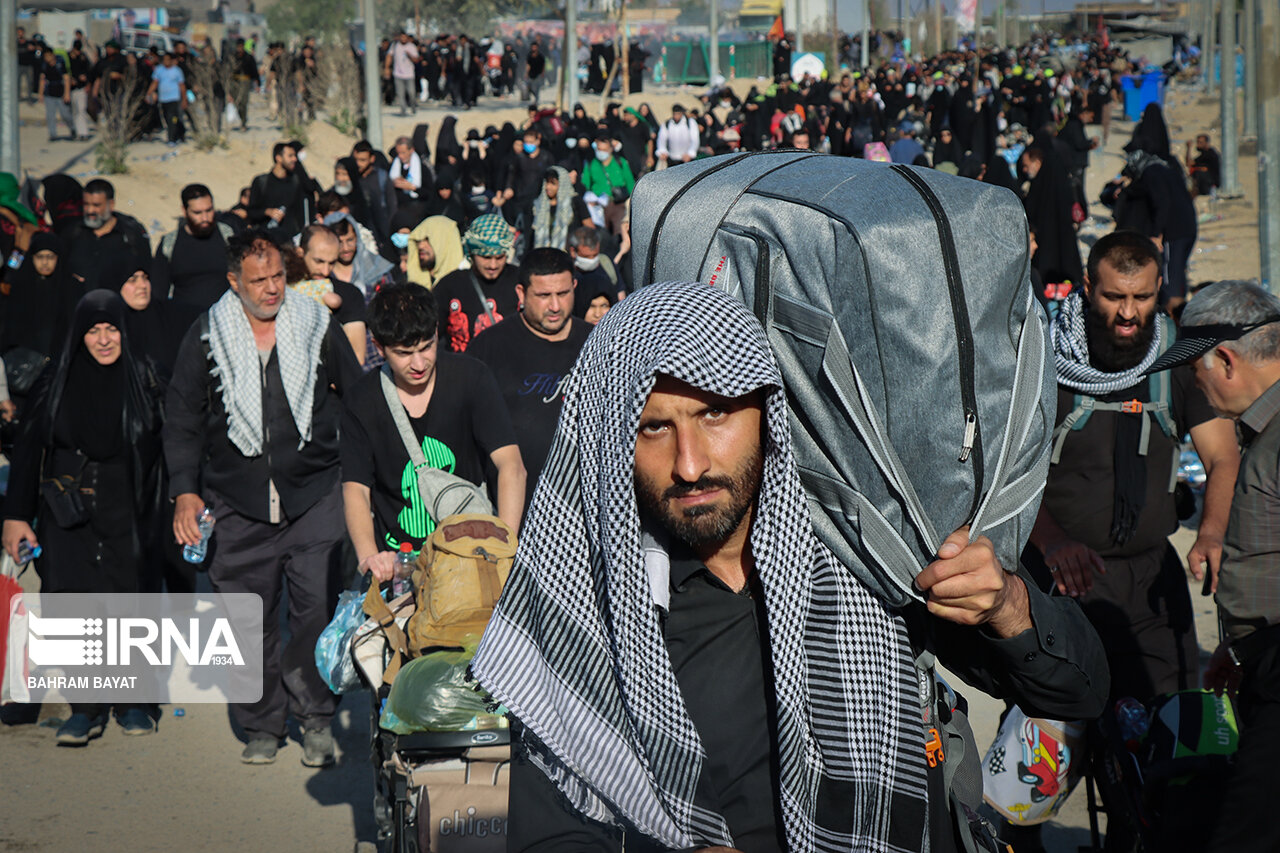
[40,56,67,98]
[339,353,517,551]
[434,265,522,353]
[152,226,230,311]
[162,315,361,523]
[1041,364,1214,557]
[65,214,151,291]
[466,316,591,509]
[507,549,784,853]
[505,562,1110,852]
[331,278,366,327]
[247,170,311,240]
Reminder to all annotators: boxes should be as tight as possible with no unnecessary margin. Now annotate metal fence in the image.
[656,40,772,85]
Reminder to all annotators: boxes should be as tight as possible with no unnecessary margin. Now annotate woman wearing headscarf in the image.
[406,215,464,288]
[568,103,595,141]
[435,116,462,170]
[931,126,962,169]
[422,163,469,228]
[1,232,81,408]
[488,122,518,193]
[2,290,166,744]
[41,173,83,236]
[1020,131,1084,287]
[411,122,432,163]
[1124,103,1180,172]
[332,157,374,235]
[100,251,199,383]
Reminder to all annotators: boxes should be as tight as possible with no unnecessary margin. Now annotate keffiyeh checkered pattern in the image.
[1051,289,1163,394]
[461,212,514,259]
[206,287,329,457]
[471,281,930,852]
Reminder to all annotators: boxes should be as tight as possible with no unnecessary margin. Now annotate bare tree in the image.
[95,63,153,174]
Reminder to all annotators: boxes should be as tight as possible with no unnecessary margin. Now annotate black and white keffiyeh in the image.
[471,281,930,852]
[1050,288,1163,394]
[205,287,329,457]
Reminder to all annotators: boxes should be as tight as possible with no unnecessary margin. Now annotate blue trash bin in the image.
[1120,70,1165,121]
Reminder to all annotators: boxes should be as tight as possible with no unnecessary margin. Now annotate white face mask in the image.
[574,255,600,272]
[594,148,610,162]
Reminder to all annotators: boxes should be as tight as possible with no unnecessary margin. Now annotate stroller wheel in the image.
[391,785,430,853]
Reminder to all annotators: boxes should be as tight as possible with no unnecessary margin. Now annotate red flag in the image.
[768,14,785,41]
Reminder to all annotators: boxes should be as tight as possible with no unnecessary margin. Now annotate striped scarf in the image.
[472,281,930,852]
[1050,288,1163,394]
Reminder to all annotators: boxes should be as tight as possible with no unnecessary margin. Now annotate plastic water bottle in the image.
[1115,697,1150,752]
[16,540,42,566]
[392,543,415,598]
[182,507,216,564]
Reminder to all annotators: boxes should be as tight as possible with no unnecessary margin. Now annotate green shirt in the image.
[583,155,635,200]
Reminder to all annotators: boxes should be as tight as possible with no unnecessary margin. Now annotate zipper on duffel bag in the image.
[889,164,984,522]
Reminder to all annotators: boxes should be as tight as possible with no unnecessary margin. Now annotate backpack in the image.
[631,150,1054,609]
[405,514,517,652]
[360,514,516,685]
[630,148,1052,852]
[1050,312,1180,493]
[157,221,235,265]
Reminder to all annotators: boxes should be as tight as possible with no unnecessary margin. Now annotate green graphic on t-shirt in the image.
[388,436,458,548]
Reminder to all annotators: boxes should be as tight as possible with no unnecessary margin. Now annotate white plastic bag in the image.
[224,101,241,126]
[981,705,1086,825]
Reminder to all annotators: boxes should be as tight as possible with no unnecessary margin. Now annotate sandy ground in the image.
[1,80,1262,852]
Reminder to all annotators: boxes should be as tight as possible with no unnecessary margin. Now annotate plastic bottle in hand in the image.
[392,543,415,598]
[16,540,42,566]
[183,507,216,564]
[1114,697,1150,752]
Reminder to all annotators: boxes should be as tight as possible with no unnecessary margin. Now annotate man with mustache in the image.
[1020,230,1240,849]
[152,184,234,312]
[473,281,1107,852]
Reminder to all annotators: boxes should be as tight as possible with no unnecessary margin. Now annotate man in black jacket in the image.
[64,178,150,291]
[247,142,312,241]
[164,229,361,767]
[472,281,1109,853]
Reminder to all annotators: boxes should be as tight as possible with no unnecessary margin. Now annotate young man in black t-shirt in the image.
[468,248,592,511]
[341,285,525,581]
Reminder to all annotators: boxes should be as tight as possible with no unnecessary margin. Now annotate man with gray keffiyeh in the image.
[1018,230,1239,851]
[473,281,1107,852]
[163,228,362,768]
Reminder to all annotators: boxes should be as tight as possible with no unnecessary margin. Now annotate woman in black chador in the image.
[2,289,165,746]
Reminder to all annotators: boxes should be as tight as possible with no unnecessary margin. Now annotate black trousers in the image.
[1209,637,1280,852]
[160,100,183,143]
[207,485,343,739]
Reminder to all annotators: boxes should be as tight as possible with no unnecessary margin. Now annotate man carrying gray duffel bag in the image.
[620,151,1111,851]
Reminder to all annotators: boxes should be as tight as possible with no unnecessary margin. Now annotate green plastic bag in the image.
[382,646,505,734]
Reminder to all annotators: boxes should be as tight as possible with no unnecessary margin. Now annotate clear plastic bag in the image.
[382,646,501,733]
[314,589,365,694]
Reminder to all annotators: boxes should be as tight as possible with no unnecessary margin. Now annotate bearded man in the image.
[1018,230,1239,848]
[152,183,235,311]
[473,281,1108,852]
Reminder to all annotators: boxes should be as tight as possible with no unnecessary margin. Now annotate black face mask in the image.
[1087,301,1156,372]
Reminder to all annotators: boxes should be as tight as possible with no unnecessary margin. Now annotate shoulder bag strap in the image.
[468,271,498,326]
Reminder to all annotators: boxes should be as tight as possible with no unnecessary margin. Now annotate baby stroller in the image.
[353,582,511,853]
[1085,690,1238,852]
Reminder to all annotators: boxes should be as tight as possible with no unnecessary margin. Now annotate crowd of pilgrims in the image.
[0,27,1192,600]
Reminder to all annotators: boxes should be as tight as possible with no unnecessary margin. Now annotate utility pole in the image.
[1221,0,1242,195]
[934,0,943,55]
[709,0,719,83]
[1260,0,1279,290]
[1243,0,1257,136]
[1204,0,1216,92]
[361,0,383,151]
[1,0,19,177]
[861,0,869,69]
[565,0,579,114]
[795,0,804,53]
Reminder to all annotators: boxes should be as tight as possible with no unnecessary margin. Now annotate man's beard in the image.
[635,443,764,551]
[83,212,107,229]
[419,254,436,270]
[187,218,215,238]
[1087,303,1156,372]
